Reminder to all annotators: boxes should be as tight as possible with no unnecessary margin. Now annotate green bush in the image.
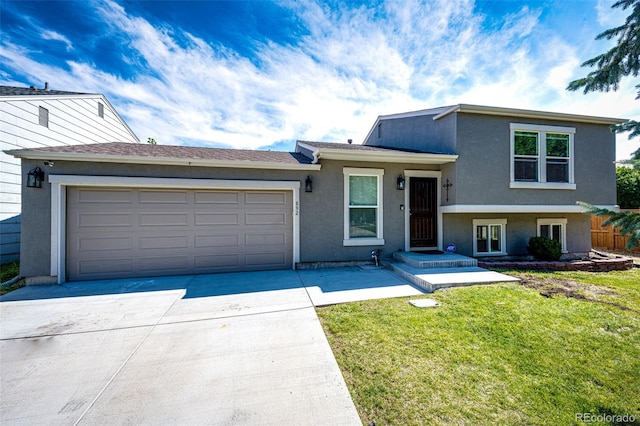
[617,167,640,209]
[527,236,562,261]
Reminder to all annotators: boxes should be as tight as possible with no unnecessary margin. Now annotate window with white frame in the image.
[473,219,507,256]
[343,168,384,246]
[510,123,575,189]
[537,218,567,253]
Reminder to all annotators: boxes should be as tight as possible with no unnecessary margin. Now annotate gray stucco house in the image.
[6,104,623,283]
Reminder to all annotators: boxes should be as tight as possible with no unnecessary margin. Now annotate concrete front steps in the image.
[386,251,520,293]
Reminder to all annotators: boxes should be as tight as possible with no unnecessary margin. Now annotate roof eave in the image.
[433,104,627,125]
[4,150,321,171]
[0,93,101,102]
[314,148,458,164]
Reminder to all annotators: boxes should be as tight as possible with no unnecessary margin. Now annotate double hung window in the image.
[511,123,575,189]
[343,168,384,246]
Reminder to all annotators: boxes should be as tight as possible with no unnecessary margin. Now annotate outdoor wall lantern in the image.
[305,176,313,192]
[396,174,405,190]
[26,167,44,188]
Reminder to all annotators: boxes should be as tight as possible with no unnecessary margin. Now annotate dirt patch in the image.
[517,273,632,311]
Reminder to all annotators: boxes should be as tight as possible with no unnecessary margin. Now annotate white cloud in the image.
[41,30,73,51]
[596,0,628,27]
[1,0,638,159]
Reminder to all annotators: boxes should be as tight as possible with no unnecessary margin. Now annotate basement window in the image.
[473,219,507,256]
[537,218,568,253]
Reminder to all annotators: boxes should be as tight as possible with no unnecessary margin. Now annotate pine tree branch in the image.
[578,201,640,249]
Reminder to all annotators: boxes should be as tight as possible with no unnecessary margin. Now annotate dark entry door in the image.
[410,177,437,248]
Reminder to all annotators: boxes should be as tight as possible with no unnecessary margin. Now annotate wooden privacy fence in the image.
[591,209,640,252]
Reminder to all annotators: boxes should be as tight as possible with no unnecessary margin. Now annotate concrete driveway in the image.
[1,267,423,425]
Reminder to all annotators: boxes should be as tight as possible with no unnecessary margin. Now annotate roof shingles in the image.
[10,142,314,165]
[0,85,92,97]
[298,140,453,155]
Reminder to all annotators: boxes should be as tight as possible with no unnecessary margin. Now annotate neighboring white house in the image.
[0,84,139,263]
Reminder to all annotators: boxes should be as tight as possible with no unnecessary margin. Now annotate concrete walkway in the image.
[1,267,428,425]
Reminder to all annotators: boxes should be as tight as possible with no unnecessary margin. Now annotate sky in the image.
[1,0,638,160]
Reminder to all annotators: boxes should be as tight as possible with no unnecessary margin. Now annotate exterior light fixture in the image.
[396,174,405,190]
[26,167,44,188]
[305,176,313,192]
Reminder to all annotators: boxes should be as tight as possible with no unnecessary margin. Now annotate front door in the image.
[410,177,438,248]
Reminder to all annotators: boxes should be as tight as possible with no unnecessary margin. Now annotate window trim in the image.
[510,123,575,190]
[536,218,568,253]
[472,218,507,256]
[343,167,384,246]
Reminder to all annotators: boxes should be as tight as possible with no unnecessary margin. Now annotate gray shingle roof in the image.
[298,140,450,155]
[0,85,93,97]
[10,142,314,165]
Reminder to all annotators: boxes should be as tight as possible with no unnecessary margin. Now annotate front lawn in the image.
[317,269,640,425]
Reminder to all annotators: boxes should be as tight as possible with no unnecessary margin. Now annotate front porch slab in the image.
[387,252,520,292]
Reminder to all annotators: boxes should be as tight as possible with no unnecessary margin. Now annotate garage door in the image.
[66,187,293,281]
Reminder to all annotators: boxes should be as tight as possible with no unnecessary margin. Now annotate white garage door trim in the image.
[49,175,301,284]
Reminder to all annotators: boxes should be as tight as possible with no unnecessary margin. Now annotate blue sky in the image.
[1,0,638,160]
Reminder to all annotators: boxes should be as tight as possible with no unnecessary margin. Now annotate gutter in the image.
[296,142,320,164]
[5,150,321,171]
[433,104,627,125]
[296,142,458,165]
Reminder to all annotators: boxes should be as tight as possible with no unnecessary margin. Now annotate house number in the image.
[295,201,299,216]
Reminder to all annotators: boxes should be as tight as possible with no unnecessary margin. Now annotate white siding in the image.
[0,94,138,263]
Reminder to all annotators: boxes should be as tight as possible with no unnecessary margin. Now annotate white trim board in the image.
[433,104,626,125]
[440,204,619,213]
[49,175,301,283]
[296,142,458,165]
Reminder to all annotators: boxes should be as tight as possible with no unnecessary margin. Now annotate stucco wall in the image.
[20,159,53,277]
[18,157,440,278]
[364,111,617,208]
[364,113,457,154]
[454,113,617,206]
[443,213,592,257]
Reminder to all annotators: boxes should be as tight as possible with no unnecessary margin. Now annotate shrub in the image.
[527,236,562,261]
[617,166,640,209]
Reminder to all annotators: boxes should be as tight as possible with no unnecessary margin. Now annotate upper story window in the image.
[510,123,575,190]
[98,102,104,118]
[38,106,49,127]
[343,167,384,246]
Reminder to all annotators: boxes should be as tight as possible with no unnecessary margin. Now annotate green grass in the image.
[317,269,640,425]
[0,261,24,295]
